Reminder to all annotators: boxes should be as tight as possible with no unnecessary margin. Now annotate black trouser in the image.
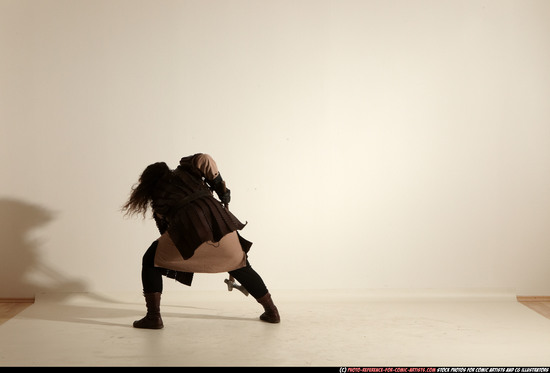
[141,240,269,299]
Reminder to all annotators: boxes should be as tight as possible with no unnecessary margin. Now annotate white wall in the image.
[1,0,549,298]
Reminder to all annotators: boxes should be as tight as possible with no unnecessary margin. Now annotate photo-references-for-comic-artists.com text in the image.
[339,368,549,373]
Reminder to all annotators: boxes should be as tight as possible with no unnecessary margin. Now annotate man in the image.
[122,153,280,329]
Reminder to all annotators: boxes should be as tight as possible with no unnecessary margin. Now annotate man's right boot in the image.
[133,292,164,329]
[256,292,281,323]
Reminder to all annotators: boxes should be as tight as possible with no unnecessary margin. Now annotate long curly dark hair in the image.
[121,162,171,218]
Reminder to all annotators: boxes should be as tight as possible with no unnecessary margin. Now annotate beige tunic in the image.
[155,231,246,273]
[153,153,248,273]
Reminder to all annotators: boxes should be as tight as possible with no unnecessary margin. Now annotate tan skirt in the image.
[154,231,247,273]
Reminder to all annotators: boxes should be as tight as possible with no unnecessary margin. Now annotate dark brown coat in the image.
[150,154,251,280]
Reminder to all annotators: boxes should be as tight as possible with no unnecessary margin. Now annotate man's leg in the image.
[229,261,280,323]
[134,241,164,329]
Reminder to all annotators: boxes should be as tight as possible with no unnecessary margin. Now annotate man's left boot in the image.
[256,292,280,323]
[133,292,164,329]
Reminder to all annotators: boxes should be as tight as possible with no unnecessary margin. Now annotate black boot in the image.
[256,292,280,323]
[133,292,164,329]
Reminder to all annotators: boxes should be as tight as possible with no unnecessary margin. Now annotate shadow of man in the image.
[0,197,87,298]
[0,197,140,326]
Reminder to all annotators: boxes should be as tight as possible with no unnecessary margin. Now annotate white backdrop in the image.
[1,0,550,298]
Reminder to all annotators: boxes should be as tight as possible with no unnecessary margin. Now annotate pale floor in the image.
[1,289,550,367]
